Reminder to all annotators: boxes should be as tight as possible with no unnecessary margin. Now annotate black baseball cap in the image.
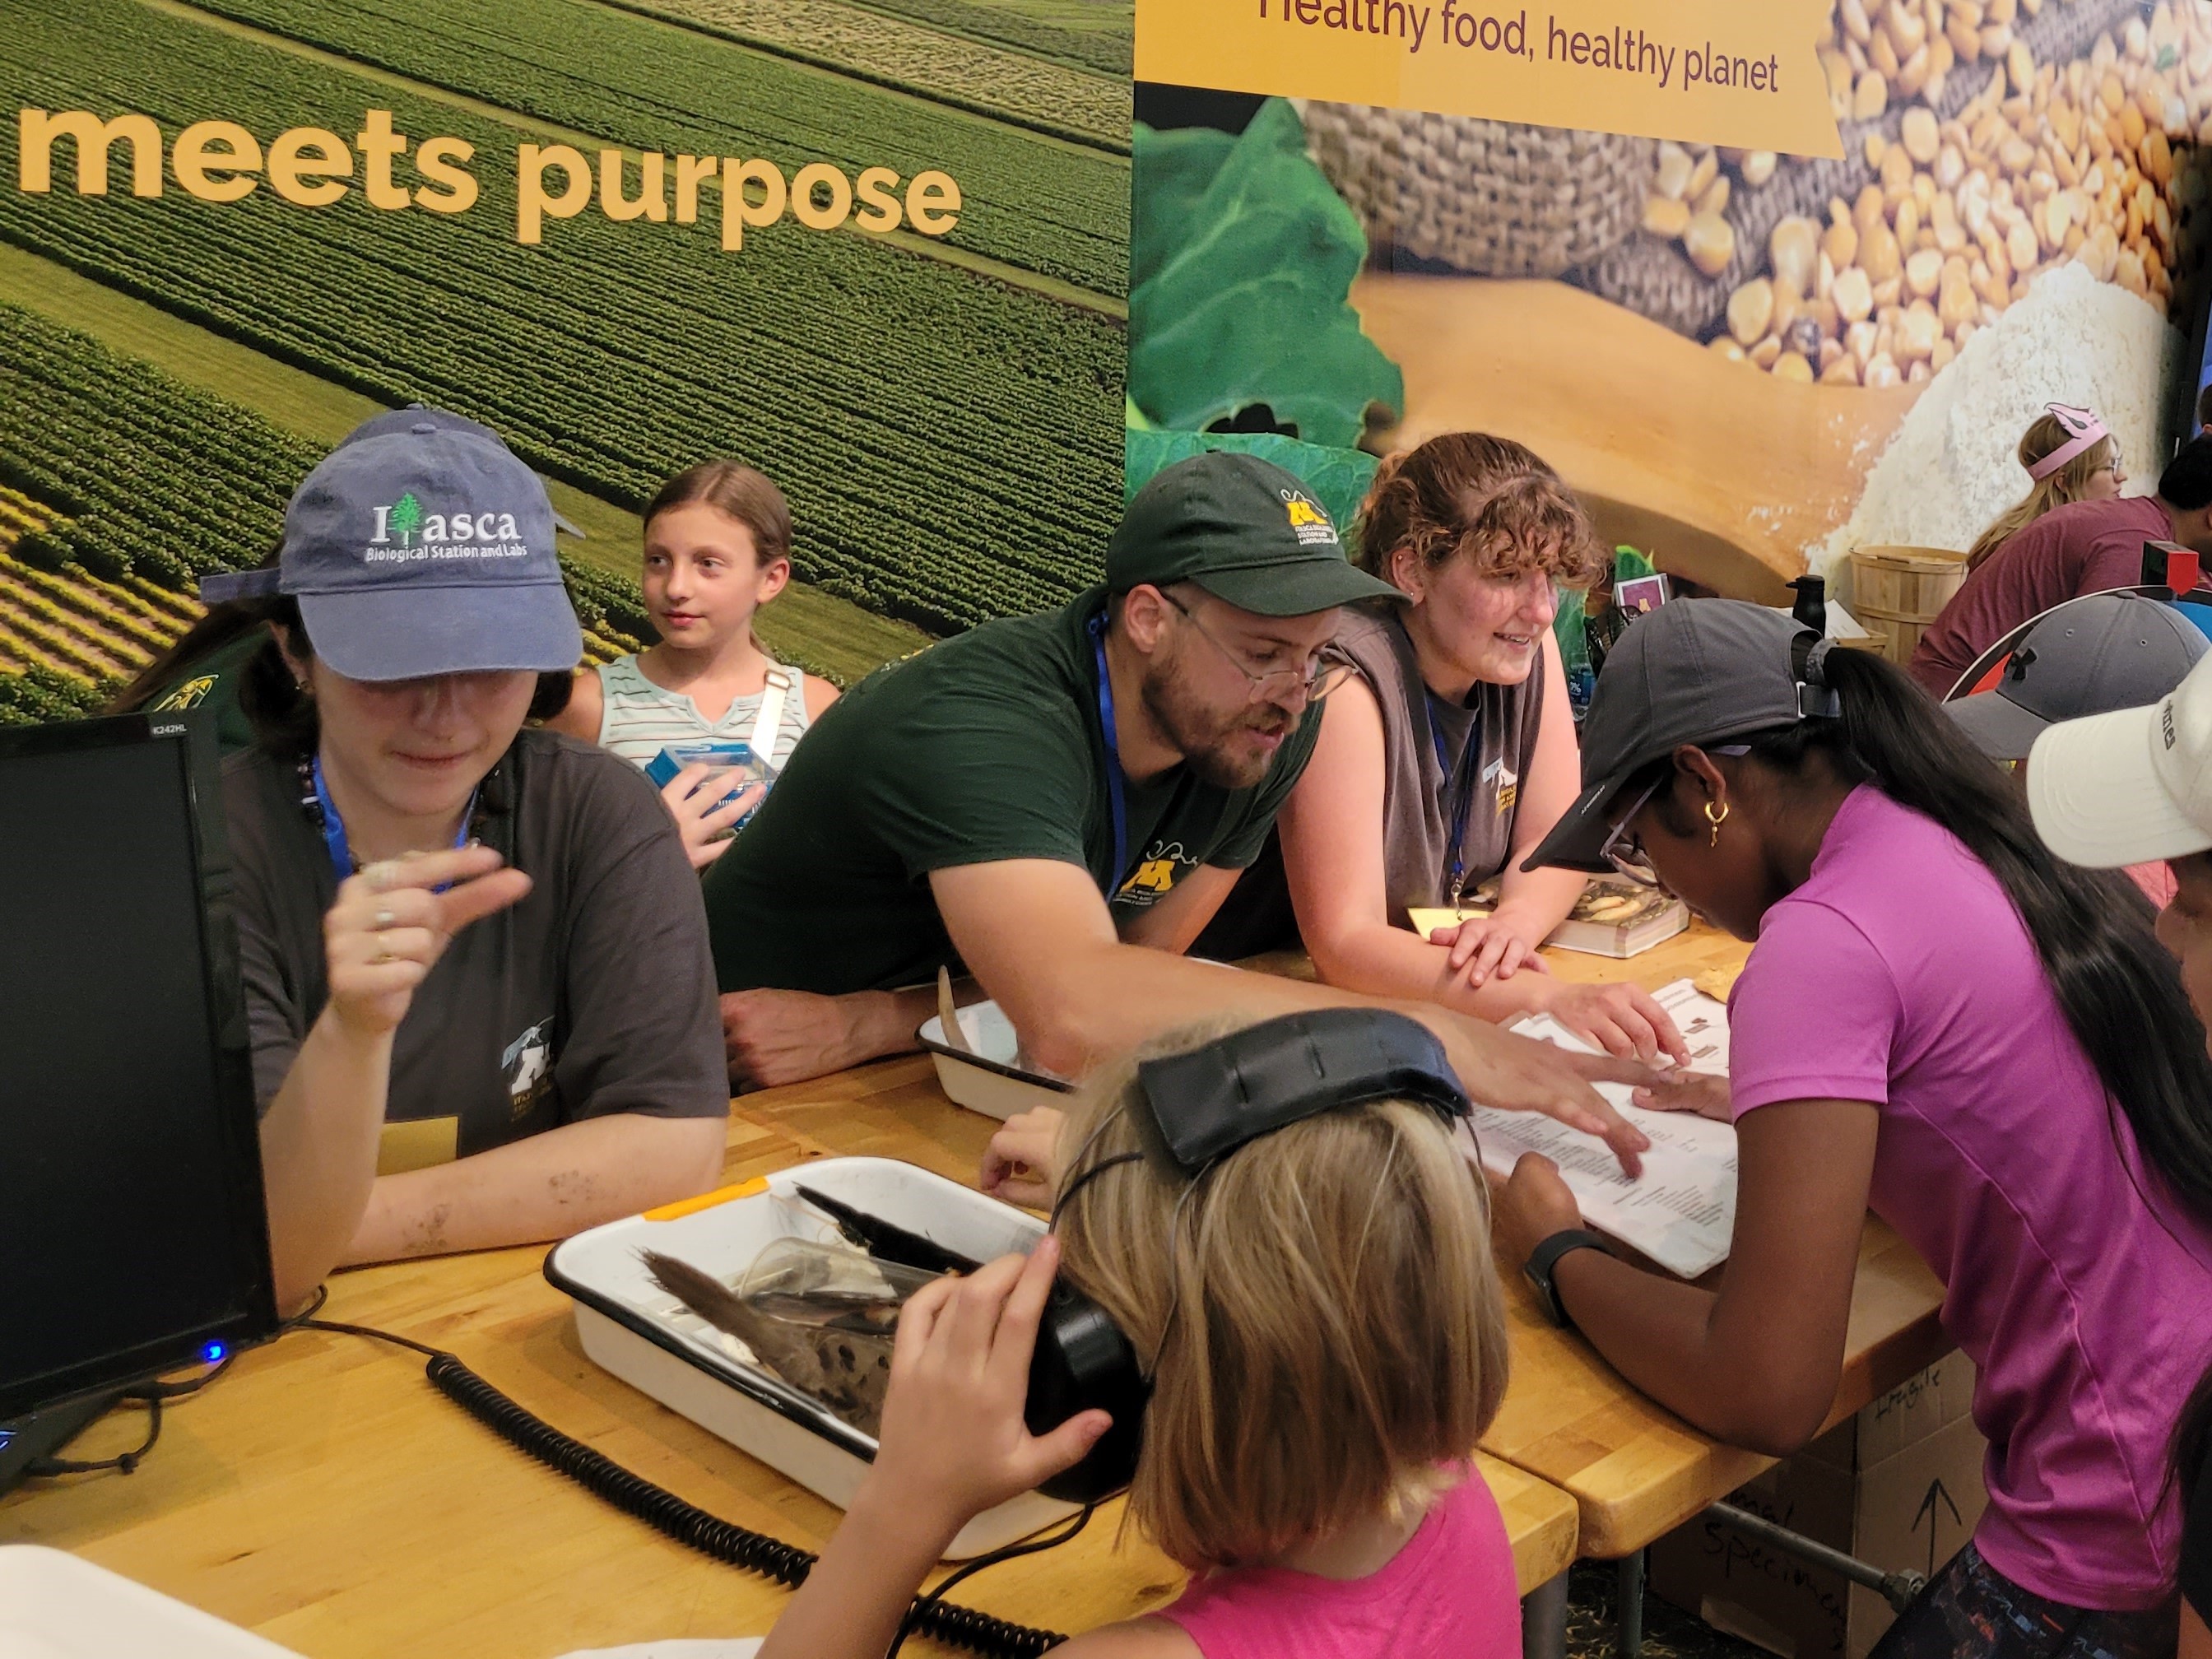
[1107,452,1402,617]
[1522,600,1829,874]
[1943,592,2208,760]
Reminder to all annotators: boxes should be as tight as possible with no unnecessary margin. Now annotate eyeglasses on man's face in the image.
[1160,591,1352,704]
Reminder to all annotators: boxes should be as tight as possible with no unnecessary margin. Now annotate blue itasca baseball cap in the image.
[201,409,583,682]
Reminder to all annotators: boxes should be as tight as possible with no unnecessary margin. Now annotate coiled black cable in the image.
[421,1350,816,1587]
[886,1506,1093,1659]
[302,1315,1071,1657]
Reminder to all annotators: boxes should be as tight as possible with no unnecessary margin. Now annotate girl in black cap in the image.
[1500,599,2212,1659]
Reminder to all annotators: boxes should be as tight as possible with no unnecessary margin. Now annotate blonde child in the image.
[1965,404,2126,570]
[552,461,837,867]
[760,1018,1520,1659]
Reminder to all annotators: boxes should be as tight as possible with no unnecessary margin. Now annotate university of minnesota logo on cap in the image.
[1280,487,1339,549]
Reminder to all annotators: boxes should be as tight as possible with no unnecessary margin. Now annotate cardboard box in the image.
[1651,1355,1990,1659]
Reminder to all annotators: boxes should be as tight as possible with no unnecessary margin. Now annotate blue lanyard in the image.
[309,754,476,884]
[1425,692,1480,908]
[1087,612,1129,897]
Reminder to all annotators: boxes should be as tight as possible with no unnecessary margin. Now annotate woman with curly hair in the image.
[1199,432,1689,1061]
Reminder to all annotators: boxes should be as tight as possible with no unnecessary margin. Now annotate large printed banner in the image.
[1137,0,1842,156]
[0,0,1135,722]
[1125,0,2209,613]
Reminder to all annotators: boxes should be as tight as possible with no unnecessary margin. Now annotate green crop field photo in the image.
[0,0,1132,718]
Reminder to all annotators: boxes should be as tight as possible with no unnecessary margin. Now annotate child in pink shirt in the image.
[757,1016,1522,1659]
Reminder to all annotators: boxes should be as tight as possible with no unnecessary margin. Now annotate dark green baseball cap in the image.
[1107,452,1404,617]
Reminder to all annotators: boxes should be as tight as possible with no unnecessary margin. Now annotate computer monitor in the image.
[0,712,277,1431]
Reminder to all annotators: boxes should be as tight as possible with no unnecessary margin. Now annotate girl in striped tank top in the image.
[552,461,838,867]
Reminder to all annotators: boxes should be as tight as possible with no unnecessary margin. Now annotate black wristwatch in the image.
[1523,1229,1611,1332]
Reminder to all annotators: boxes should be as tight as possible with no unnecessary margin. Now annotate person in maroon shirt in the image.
[1908,436,2212,696]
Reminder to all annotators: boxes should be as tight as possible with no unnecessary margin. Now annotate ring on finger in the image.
[372,948,396,965]
[372,907,398,930]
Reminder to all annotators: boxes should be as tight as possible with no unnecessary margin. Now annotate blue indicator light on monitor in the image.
[202,1342,226,1364]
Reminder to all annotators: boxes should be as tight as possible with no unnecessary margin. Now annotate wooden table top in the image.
[1,1083,1576,1657]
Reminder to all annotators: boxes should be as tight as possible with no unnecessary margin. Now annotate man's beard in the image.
[1140,658,1298,790]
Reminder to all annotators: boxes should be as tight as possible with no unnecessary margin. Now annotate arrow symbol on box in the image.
[1912,1477,1963,1577]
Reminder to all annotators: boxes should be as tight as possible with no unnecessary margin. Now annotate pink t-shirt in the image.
[1728,786,2212,1609]
[1155,1465,1521,1658]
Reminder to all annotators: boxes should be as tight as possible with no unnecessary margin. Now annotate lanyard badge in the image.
[1424,692,1480,911]
[1087,612,1130,899]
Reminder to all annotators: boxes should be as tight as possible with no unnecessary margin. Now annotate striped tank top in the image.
[594,653,814,773]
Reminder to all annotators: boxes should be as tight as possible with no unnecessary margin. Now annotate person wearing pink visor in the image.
[1912,423,2212,697]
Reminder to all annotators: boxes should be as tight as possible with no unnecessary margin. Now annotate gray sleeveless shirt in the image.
[1331,603,1547,919]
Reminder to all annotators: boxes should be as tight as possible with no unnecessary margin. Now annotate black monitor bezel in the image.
[0,710,280,1420]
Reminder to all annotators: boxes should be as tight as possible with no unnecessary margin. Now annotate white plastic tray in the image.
[546,1157,1074,1559]
[915,1000,1071,1121]
[0,1546,304,1657]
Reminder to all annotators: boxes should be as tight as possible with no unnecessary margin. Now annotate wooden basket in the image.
[1849,546,1968,666]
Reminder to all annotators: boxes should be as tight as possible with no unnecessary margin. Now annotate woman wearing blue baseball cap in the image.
[1494,599,2212,1659]
[197,411,728,1310]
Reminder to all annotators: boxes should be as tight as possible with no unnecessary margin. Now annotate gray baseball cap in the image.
[1522,600,1830,874]
[1943,592,2208,760]
[200,410,583,681]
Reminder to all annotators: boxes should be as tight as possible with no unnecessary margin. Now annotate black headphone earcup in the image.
[1025,1280,1148,1505]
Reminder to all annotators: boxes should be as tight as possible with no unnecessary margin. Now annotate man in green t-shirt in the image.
[703,453,1656,1169]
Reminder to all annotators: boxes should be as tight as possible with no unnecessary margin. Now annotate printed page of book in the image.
[1477,982,1736,1278]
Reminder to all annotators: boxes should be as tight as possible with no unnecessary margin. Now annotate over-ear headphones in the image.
[1022,1006,1474,1503]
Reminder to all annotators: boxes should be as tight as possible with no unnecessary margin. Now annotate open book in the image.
[1473,979,1736,1278]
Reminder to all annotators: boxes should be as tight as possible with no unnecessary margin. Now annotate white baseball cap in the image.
[2028,645,2212,867]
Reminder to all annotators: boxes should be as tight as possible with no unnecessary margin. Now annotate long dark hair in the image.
[1646,644,2212,1222]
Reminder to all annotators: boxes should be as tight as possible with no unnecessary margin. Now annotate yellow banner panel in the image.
[1136,0,1842,159]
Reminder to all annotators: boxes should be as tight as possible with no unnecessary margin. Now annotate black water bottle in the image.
[1788,574,1828,636]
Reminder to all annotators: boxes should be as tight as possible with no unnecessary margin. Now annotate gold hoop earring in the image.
[1705,799,1730,847]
